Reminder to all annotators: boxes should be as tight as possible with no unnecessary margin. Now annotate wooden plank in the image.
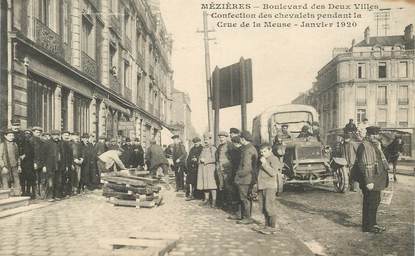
[104,183,128,192]
[116,174,157,185]
[126,186,147,194]
[139,201,156,208]
[110,198,140,208]
[102,176,147,187]
[103,191,136,201]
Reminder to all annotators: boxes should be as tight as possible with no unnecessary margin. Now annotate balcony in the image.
[109,74,121,93]
[81,51,98,80]
[34,18,66,60]
[335,49,415,60]
[123,86,132,102]
[110,15,122,37]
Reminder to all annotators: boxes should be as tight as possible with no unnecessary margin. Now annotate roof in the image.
[355,36,406,47]
[254,104,318,119]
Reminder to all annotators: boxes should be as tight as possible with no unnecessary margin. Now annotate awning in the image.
[160,126,174,146]
[103,98,131,116]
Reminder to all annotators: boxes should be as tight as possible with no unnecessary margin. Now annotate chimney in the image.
[364,27,370,44]
[404,24,413,41]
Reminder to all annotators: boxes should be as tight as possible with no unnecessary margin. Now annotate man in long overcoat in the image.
[130,138,145,169]
[233,131,258,224]
[32,126,44,197]
[171,135,187,191]
[356,126,389,233]
[60,131,74,197]
[21,130,36,198]
[216,131,235,210]
[43,130,61,200]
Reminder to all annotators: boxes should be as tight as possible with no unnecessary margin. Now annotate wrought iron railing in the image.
[81,51,98,80]
[34,18,65,60]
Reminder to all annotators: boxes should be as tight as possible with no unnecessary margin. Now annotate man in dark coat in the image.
[356,126,389,233]
[81,134,94,191]
[171,135,187,192]
[130,138,145,169]
[31,126,45,197]
[216,131,235,209]
[21,130,36,198]
[44,130,62,200]
[233,131,258,224]
[344,119,358,135]
[185,137,203,200]
[121,138,134,168]
[145,139,169,180]
[72,132,83,194]
[384,135,404,182]
[92,136,107,187]
[60,131,74,197]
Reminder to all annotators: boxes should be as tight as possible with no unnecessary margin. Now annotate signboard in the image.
[118,121,135,130]
[212,58,253,109]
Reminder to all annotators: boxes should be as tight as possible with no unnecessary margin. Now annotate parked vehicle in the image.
[252,104,349,193]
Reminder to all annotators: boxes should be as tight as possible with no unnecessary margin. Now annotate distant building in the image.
[1,0,177,149]
[292,24,415,157]
[171,88,198,149]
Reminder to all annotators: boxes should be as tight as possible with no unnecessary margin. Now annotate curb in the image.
[0,202,51,219]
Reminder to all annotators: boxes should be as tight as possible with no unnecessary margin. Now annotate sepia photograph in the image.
[0,0,414,255]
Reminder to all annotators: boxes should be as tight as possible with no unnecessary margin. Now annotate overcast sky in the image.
[159,0,415,135]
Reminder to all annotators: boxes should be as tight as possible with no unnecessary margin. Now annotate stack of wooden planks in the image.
[102,173,163,209]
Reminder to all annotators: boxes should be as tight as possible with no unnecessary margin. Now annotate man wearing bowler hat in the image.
[356,126,389,233]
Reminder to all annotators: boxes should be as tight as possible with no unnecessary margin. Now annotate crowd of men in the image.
[0,119,145,201]
[0,117,400,234]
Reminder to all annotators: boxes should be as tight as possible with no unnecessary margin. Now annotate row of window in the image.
[356,85,409,106]
[357,61,409,79]
[356,108,409,127]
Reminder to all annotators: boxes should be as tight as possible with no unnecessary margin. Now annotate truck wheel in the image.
[333,166,349,193]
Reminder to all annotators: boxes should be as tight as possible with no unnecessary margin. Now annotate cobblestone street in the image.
[0,172,413,256]
[0,188,312,256]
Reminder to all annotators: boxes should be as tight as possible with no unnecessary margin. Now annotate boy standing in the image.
[257,143,283,232]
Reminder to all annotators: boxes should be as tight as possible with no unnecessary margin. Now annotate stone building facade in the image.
[292,24,415,157]
[1,0,174,148]
[171,88,198,150]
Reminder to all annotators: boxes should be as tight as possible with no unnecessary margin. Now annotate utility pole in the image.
[197,11,215,134]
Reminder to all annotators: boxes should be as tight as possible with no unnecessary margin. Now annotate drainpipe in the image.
[6,0,13,127]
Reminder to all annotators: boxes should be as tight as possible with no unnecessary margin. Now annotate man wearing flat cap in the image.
[31,126,44,197]
[233,131,258,224]
[356,126,389,233]
[171,135,187,192]
[185,137,203,200]
[229,128,240,138]
[0,129,21,195]
[216,131,235,210]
